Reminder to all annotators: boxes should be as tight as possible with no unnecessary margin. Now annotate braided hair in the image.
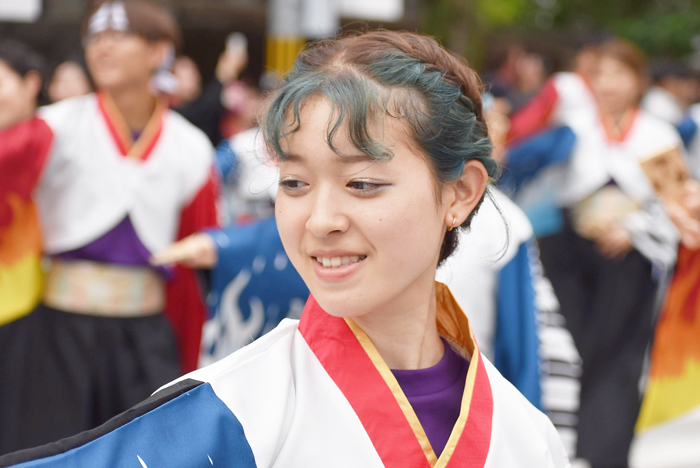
[263,30,497,265]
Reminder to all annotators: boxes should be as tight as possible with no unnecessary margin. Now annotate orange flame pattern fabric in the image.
[0,117,53,325]
[637,245,700,432]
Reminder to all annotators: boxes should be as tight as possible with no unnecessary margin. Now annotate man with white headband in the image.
[0,0,218,454]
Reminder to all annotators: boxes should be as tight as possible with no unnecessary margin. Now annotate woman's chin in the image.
[309,291,372,319]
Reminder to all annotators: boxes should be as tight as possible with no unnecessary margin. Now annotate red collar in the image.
[600,107,639,144]
[96,90,166,161]
[298,282,493,468]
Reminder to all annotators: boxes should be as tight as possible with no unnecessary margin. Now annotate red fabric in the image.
[443,356,493,467]
[507,78,559,144]
[299,295,431,468]
[96,90,166,161]
[298,295,494,468]
[96,92,130,156]
[0,117,53,230]
[601,108,639,144]
[164,171,220,373]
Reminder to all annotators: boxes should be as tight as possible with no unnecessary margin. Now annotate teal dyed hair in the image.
[262,30,499,263]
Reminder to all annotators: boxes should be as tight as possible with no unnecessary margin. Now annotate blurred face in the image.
[574,48,598,78]
[592,56,642,116]
[0,60,39,131]
[516,53,545,92]
[48,61,92,103]
[663,76,698,108]
[84,30,164,92]
[275,96,450,319]
[172,56,201,104]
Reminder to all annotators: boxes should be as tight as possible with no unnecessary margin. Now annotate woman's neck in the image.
[605,104,635,129]
[106,84,156,131]
[351,278,445,370]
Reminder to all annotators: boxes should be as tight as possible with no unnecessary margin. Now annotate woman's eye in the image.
[279,179,308,192]
[347,180,386,194]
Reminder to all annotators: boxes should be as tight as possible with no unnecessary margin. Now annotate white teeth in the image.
[315,255,365,269]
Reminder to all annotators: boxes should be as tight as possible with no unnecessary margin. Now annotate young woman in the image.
[0,0,218,454]
[537,39,681,468]
[0,31,568,468]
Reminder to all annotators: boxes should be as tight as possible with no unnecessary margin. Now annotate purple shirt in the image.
[56,216,170,277]
[392,339,469,457]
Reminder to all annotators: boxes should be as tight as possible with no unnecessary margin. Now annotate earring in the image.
[447,216,457,231]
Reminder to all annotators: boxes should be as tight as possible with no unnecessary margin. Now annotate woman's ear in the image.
[444,160,489,227]
[149,40,172,72]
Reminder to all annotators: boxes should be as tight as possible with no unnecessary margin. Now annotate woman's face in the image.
[275,96,451,319]
[48,62,92,103]
[172,56,201,104]
[0,60,39,130]
[593,56,642,115]
[84,30,163,92]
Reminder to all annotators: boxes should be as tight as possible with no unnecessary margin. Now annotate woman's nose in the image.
[305,188,350,238]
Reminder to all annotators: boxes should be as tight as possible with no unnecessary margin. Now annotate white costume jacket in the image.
[36,92,214,255]
[0,284,569,468]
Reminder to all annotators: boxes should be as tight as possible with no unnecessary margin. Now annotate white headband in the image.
[87,1,129,37]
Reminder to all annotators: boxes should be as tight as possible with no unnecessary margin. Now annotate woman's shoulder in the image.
[37,94,95,132]
[169,318,301,389]
[633,110,682,147]
[163,108,213,149]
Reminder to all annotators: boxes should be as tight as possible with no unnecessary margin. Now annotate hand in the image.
[682,179,700,220]
[149,233,218,269]
[215,48,247,85]
[667,200,700,250]
[595,226,632,260]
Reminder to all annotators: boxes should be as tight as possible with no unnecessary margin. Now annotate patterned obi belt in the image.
[44,259,164,317]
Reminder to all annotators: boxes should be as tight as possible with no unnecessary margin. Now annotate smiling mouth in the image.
[313,255,367,269]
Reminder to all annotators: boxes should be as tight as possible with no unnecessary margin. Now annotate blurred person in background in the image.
[0,39,53,455]
[220,80,263,139]
[630,179,700,468]
[171,36,247,147]
[507,40,603,144]
[485,44,549,114]
[0,0,218,454]
[486,42,525,99]
[641,60,697,125]
[537,39,681,468]
[47,58,93,103]
[170,55,201,107]
[506,51,549,112]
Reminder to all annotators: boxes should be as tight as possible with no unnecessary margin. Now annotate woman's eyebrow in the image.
[338,154,374,164]
[284,153,305,163]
